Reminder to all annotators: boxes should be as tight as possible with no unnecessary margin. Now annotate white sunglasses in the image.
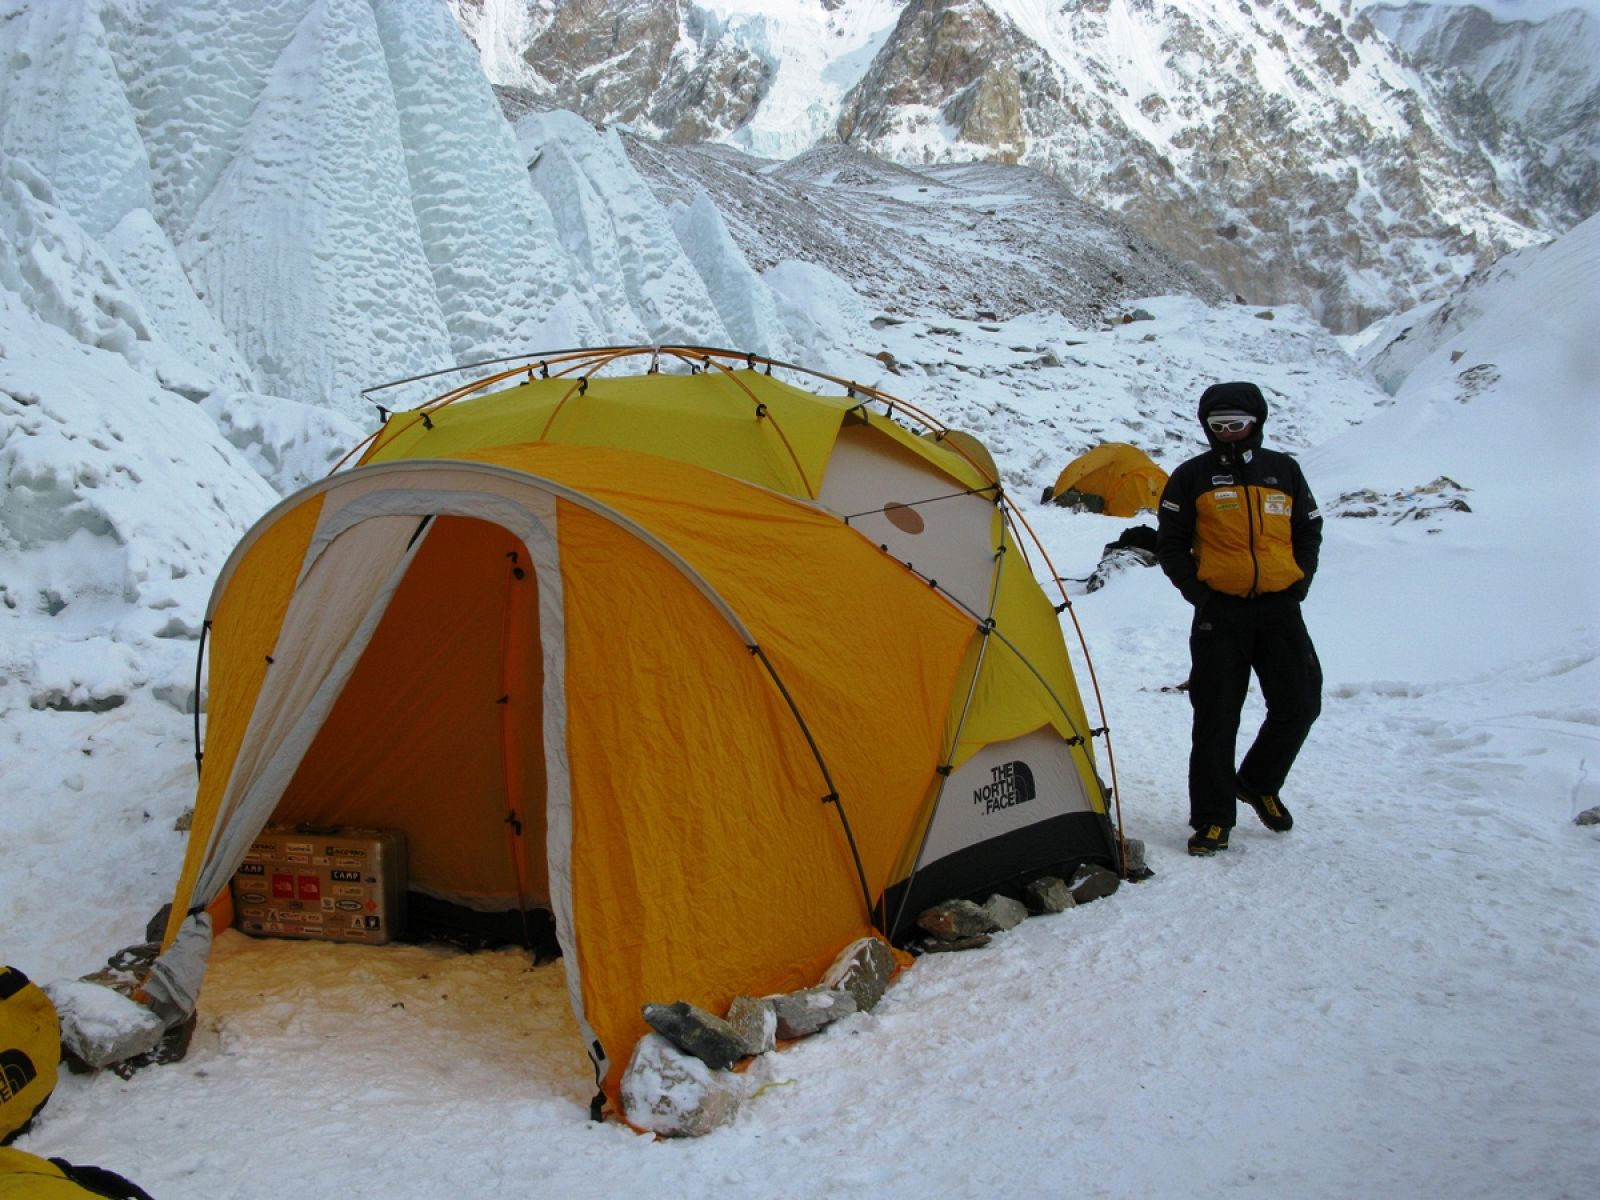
[1206,416,1255,434]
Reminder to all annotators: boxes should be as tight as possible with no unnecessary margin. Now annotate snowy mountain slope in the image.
[1308,212,1600,680]
[623,137,1226,331]
[455,0,1586,333]
[1354,226,1549,392]
[1369,2,1600,219]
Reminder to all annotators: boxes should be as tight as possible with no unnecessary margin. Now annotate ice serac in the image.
[107,0,310,235]
[0,285,277,716]
[517,110,729,347]
[179,0,453,419]
[0,0,153,238]
[102,210,258,396]
[0,159,206,400]
[668,190,797,360]
[370,0,603,366]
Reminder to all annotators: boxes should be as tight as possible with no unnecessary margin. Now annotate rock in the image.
[45,980,165,1069]
[1575,806,1600,826]
[1128,307,1155,321]
[1069,863,1122,905]
[820,937,896,1012]
[1023,876,1075,914]
[769,986,857,1040]
[981,894,1029,931]
[1254,309,1276,320]
[724,995,776,1055]
[920,934,991,953]
[1121,838,1148,872]
[1119,837,1155,881]
[917,898,999,941]
[641,1001,750,1070]
[620,1033,744,1138]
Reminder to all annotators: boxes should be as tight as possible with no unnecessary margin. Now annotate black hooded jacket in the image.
[1155,382,1323,603]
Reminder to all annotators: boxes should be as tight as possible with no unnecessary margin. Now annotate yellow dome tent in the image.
[1045,443,1168,517]
[142,348,1122,1109]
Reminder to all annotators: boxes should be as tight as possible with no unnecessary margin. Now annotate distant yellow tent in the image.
[143,348,1121,1109]
[1046,443,1168,517]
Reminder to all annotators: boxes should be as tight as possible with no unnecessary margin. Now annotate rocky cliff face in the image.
[498,0,772,142]
[1367,2,1599,228]
[451,0,1593,333]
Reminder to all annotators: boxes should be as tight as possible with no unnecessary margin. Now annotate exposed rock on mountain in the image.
[836,0,1028,162]
[514,0,772,142]
[622,138,1225,331]
[453,0,1593,334]
[1368,2,1599,225]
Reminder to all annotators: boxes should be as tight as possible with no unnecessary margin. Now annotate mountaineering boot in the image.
[1236,784,1293,832]
[1187,825,1229,856]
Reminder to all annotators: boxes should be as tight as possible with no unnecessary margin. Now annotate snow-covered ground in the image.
[2,1,1598,1197]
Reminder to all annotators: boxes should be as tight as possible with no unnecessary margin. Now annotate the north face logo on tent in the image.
[0,1049,37,1102]
[973,761,1036,814]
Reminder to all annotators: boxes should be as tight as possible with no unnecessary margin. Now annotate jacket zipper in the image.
[1245,471,1260,598]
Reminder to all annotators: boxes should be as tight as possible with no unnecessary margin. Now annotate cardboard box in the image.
[231,826,407,944]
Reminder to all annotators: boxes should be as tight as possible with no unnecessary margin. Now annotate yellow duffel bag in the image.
[0,969,57,1146]
[0,1148,153,1199]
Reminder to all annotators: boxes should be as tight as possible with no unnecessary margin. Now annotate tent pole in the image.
[747,645,881,930]
[884,515,1006,939]
[192,620,211,778]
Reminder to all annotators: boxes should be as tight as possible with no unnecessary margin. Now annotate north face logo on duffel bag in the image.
[0,1048,38,1102]
[973,761,1036,814]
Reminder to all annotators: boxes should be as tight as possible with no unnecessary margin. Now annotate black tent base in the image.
[396,893,563,962]
[882,810,1121,945]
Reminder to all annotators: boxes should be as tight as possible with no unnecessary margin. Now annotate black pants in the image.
[1188,592,1322,829]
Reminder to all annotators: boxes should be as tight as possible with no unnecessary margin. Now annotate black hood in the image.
[1197,381,1268,455]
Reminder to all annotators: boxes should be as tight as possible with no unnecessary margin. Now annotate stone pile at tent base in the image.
[621,851,1143,1136]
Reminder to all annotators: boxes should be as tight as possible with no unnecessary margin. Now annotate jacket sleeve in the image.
[1155,462,1209,605]
[1289,460,1323,592]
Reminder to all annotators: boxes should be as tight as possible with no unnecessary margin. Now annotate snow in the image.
[518,109,727,348]
[1,1,1597,1197]
[372,0,584,367]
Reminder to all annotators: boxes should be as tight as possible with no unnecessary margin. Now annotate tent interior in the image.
[271,514,553,943]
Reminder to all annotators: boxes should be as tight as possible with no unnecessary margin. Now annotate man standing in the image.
[1155,382,1323,856]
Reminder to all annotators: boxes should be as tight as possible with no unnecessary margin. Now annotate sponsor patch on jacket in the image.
[1263,494,1290,516]
[1161,499,1180,512]
[1211,475,1234,486]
